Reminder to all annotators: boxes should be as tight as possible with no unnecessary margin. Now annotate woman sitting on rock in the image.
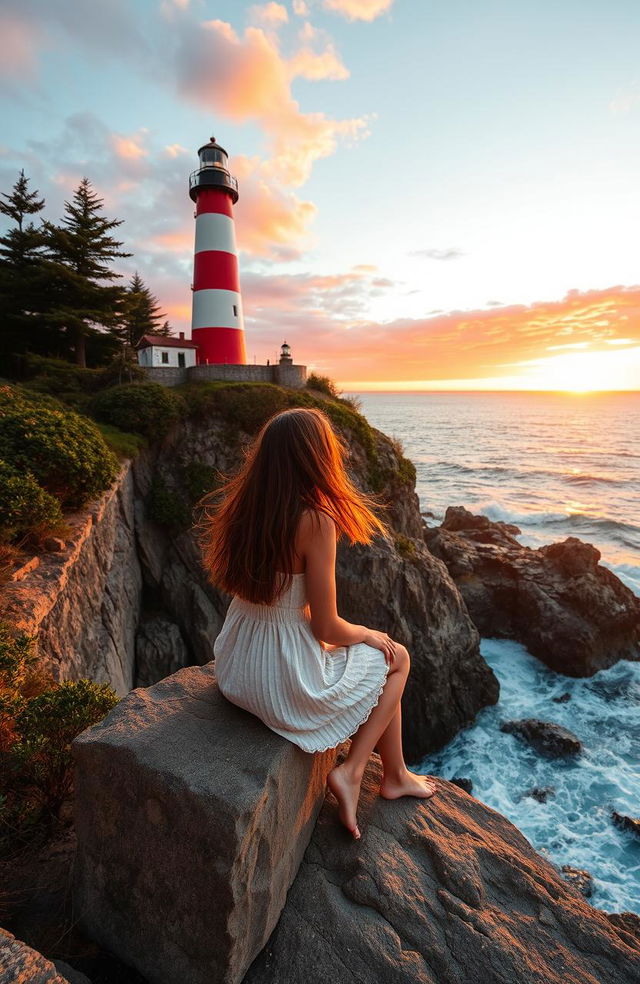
[198,406,437,839]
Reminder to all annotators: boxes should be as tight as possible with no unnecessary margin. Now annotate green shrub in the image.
[394,533,418,561]
[89,382,186,440]
[147,476,192,530]
[0,392,118,508]
[0,459,63,544]
[0,621,119,842]
[306,373,340,398]
[177,381,289,438]
[11,680,119,818]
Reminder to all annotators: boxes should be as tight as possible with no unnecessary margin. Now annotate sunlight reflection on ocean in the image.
[347,390,640,914]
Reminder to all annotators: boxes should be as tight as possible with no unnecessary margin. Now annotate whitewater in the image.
[349,390,640,914]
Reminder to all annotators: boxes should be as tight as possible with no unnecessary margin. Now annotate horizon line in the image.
[338,387,640,394]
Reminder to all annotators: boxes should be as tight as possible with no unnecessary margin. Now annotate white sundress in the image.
[213,571,390,753]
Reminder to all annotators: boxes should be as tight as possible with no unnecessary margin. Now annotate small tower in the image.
[279,340,293,365]
[189,137,246,365]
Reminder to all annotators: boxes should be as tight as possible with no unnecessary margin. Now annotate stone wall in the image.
[142,363,307,389]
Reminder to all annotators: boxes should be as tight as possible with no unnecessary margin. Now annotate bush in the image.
[0,459,63,544]
[0,621,119,843]
[89,382,186,440]
[177,381,289,438]
[306,373,340,398]
[0,387,119,508]
[11,679,119,817]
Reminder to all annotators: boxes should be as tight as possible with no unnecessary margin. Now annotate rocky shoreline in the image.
[2,397,639,983]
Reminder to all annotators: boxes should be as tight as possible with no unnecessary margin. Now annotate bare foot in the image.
[380,770,438,801]
[326,764,362,839]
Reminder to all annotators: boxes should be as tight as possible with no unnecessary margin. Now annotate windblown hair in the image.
[196,407,390,605]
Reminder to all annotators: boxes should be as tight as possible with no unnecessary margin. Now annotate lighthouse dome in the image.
[189,135,239,203]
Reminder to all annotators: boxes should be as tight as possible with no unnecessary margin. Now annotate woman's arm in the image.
[301,510,368,646]
[299,510,397,664]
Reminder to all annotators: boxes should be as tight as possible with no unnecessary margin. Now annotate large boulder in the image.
[71,664,336,984]
[424,506,640,676]
[245,755,640,984]
[336,537,499,762]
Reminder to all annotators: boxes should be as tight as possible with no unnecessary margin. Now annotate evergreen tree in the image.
[0,170,52,364]
[43,178,131,367]
[121,271,168,347]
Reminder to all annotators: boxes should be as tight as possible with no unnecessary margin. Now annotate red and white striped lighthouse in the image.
[188,137,246,365]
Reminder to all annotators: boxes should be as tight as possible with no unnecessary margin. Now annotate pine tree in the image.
[121,271,168,348]
[0,170,52,363]
[43,178,132,367]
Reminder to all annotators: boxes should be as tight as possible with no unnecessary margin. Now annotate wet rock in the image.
[72,663,336,984]
[553,692,572,703]
[561,865,594,898]
[526,786,556,803]
[500,719,582,758]
[244,758,640,984]
[424,506,640,676]
[611,811,640,837]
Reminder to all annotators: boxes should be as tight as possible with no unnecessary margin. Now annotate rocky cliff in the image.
[1,395,499,762]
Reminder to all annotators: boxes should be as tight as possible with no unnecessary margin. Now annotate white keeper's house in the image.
[136,332,199,369]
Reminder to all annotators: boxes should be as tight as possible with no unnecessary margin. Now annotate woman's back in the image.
[213,566,390,755]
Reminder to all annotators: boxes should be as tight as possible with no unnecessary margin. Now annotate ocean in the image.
[347,390,640,914]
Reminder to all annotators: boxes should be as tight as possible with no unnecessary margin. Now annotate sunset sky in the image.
[2,0,640,390]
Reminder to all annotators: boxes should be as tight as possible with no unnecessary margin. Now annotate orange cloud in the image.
[323,0,394,21]
[111,132,148,161]
[239,278,640,387]
[233,155,317,256]
[175,18,366,186]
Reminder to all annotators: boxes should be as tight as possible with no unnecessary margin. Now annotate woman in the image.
[198,407,437,839]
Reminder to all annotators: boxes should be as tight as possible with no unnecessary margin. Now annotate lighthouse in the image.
[188,137,246,365]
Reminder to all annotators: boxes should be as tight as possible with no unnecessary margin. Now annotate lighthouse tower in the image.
[188,137,246,365]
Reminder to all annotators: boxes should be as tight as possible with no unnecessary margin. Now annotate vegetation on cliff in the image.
[0,384,119,547]
[0,621,119,853]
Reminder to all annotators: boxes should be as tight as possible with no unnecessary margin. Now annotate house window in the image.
[161,351,169,364]
[233,304,238,317]
[178,352,185,368]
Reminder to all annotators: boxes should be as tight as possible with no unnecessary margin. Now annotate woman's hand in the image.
[363,629,398,665]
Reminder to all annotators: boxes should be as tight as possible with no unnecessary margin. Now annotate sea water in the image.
[348,391,640,914]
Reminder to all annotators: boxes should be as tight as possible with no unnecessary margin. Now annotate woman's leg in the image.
[376,701,437,800]
[327,645,437,838]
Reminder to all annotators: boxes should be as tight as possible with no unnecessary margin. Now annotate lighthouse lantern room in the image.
[188,137,247,365]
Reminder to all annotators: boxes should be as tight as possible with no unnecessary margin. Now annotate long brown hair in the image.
[196,407,390,605]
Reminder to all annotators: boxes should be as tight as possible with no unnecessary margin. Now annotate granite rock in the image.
[71,664,336,984]
[424,506,640,676]
[244,756,640,984]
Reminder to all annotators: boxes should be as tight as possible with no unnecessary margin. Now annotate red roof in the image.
[137,334,199,349]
